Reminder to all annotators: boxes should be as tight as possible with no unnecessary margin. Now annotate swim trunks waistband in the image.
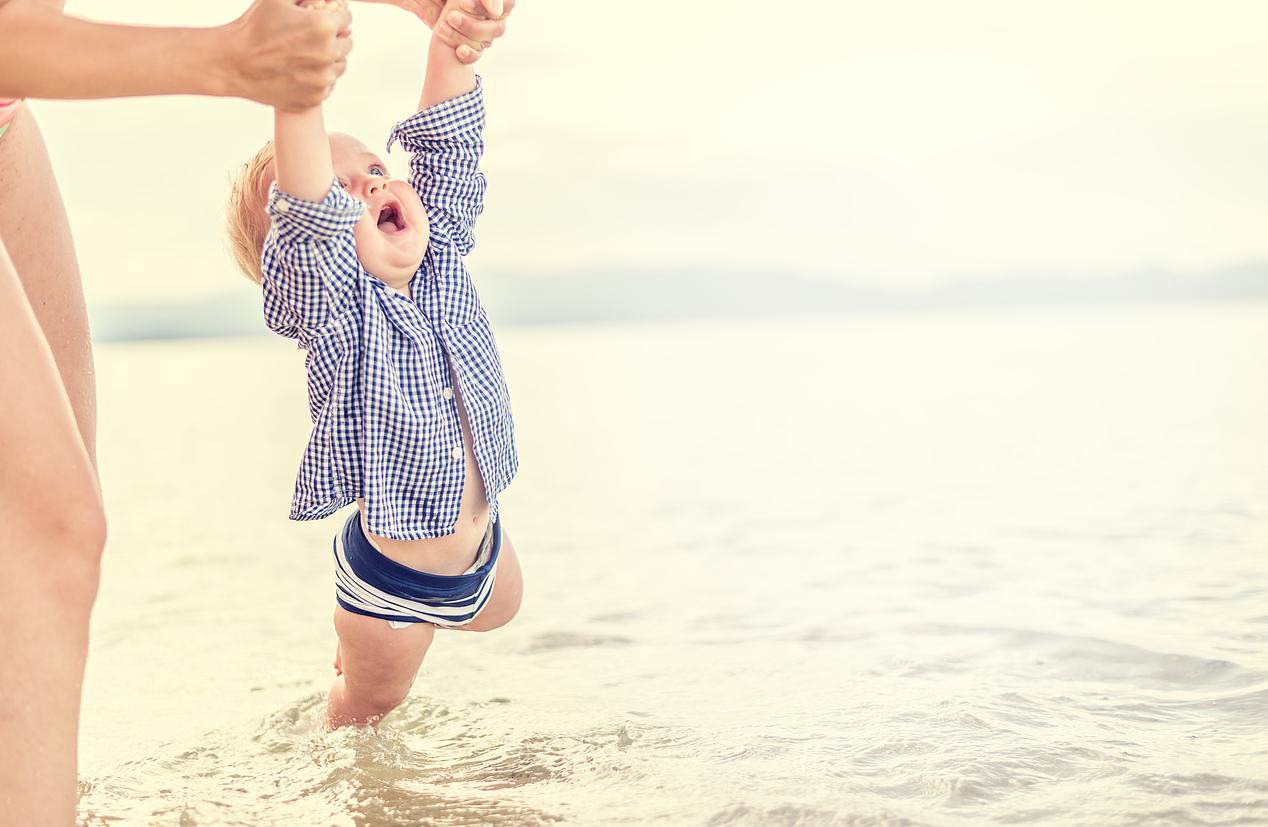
[333,510,500,628]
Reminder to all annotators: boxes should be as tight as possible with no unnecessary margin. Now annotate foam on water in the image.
[78,624,1268,826]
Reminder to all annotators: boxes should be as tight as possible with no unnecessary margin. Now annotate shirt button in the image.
[451,446,463,461]
[442,387,454,400]
[274,200,290,213]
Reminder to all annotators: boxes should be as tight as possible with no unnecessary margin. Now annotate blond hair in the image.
[225,140,276,285]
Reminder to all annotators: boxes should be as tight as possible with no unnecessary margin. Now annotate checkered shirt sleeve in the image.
[260,183,365,338]
[388,77,485,257]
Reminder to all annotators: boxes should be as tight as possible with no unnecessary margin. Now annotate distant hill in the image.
[90,292,269,343]
[89,263,1268,342]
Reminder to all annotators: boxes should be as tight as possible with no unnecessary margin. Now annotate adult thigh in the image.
[0,102,96,463]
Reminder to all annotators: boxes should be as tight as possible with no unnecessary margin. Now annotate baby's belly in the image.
[357,380,490,575]
[356,458,489,575]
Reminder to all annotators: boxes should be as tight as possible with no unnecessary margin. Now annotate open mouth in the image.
[377,202,406,233]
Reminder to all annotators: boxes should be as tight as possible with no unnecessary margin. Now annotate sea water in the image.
[78,302,1268,826]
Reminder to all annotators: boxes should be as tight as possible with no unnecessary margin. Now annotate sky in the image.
[35,0,1268,305]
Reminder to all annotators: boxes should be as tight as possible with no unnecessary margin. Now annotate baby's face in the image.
[328,132,429,289]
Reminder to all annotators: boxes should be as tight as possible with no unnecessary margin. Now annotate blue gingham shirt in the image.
[260,81,516,540]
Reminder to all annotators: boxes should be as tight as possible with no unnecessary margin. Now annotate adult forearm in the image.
[0,4,227,100]
[0,0,351,109]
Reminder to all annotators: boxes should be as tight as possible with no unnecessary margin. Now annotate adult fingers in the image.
[329,55,349,84]
[455,44,483,65]
[401,0,442,28]
[444,9,505,44]
[436,14,489,53]
[331,3,353,36]
[233,0,350,109]
[333,28,354,61]
[459,0,514,20]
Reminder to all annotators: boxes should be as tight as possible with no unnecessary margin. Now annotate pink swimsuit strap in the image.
[0,99,23,137]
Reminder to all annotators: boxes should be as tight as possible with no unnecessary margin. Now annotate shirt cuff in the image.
[387,77,485,151]
[267,180,365,239]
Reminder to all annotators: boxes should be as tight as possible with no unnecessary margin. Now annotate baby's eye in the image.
[336,179,348,189]
[370,166,386,177]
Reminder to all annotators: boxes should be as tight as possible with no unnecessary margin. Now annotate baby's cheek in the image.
[350,214,380,261]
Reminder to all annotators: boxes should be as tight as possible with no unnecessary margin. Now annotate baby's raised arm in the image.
[272,2,344,203]
[419,0,508,109]
[271,0,511,203]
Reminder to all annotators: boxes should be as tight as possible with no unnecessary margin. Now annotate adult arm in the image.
[0,0,353,110]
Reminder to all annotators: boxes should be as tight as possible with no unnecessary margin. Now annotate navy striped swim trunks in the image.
[333,509,500,628]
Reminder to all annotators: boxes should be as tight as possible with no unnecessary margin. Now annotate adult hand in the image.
[220,0,355,111]
[350,0,514,65]
[434,0,514,62]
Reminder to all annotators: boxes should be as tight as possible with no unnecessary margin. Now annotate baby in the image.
[226,0,521,728]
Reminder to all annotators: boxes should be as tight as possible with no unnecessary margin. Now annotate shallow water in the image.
[80,303,1268,826]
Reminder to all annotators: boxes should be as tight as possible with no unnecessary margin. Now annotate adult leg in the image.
[0,103,96,465]
[328,608,435,728]
[0,104,107,827]
[0,248,106,824]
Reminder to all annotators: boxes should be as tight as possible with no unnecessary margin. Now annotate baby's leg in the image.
[327,608,435,728]
[452,529,523,633]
